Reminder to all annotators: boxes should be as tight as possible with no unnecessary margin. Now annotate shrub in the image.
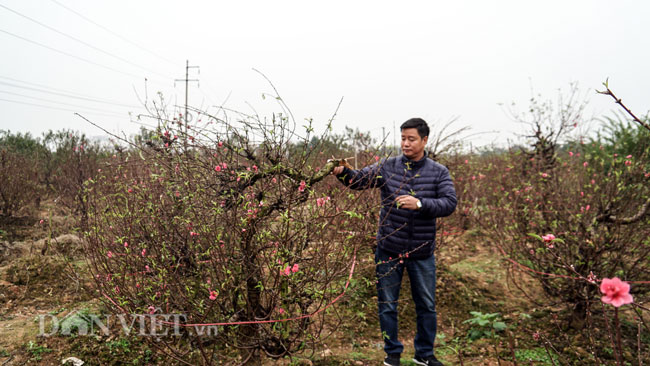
[82,111,377,364]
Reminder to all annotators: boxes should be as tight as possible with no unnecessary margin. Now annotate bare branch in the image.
[597,81,650,132]
[596,197,650,225]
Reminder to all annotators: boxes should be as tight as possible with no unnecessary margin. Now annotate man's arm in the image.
[334,162,384,191]
[419,166,457,217]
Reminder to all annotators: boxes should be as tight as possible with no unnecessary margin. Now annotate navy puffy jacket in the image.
[337,154,457,259]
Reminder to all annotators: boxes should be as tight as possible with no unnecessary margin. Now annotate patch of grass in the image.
[26,340,52,361]
[515,347,559,365]
[106,337,131,355]
[349,351,369,360]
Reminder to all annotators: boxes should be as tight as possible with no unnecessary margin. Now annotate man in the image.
[332,118,457,366]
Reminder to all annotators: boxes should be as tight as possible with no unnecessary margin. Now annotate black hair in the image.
[400,118,429,138]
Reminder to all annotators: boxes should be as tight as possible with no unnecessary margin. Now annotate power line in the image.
[0,27,147,79]
[0,79,141,108]
[48,0,180,69]
[0,89,133,115]
[0,3,172,80]
[0,97,128,118]
[0,75,141,108]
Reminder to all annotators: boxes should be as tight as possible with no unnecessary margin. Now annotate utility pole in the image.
[393,121,397,155]
[382,126,386,156]
[175,60,199,151]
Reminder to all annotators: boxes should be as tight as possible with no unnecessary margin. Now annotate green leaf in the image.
[493,321,507,331]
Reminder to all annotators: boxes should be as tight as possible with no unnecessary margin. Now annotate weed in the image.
[107,338,131,355]
[26,341,52,361]
[515,347,559,365]
[463,311,506,340]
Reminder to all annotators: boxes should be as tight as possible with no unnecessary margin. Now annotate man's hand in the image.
[395,195,421,210]
[329,158,353,175]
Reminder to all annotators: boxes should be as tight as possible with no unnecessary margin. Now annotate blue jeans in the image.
[375,246,438,357]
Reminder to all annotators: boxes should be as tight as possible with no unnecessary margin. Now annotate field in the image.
[1,89,649,365]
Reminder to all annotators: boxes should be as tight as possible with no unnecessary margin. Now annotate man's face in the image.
[401,128,428,160]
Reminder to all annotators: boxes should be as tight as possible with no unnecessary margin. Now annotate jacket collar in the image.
[400,151,428,169]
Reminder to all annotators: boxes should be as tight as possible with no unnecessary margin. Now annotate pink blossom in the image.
[281,266,291,276]
[141,249,147,257]
[124,242,129,248]
[190,231,199,237]
[569,151,574,157]
[252,165,258,172]
[291,264,299,273]
[209,290,218,300]
[214,165,221,172]
[107,251,113,258]
[316,197,330,207]
[218,141,223,147]
[625,160,632,166]
[298,180,306,192]
[175,191,181,197]
[148,306,156,314]
[278,307,285,314]
[626,155,632,159]
[600,277,633,307]
[465,159,469,164]
[128,188,134,193]
[39,219,44,224]
[272,177,277,183]
[222,162,227,169]
[542,234,555,242]
[587,271,597,284]
[541,173,548,178]
[583,162,588,167]
[145,265,150,272]
[374,155,380,162]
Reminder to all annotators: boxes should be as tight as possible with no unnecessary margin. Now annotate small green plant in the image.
[515,347,559,366]
[107,338,131,355]
[0,348,10,357]
[463,311,506,340]
[26,341,52,361]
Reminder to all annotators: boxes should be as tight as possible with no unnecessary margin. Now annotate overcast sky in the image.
[1,0,648,147]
